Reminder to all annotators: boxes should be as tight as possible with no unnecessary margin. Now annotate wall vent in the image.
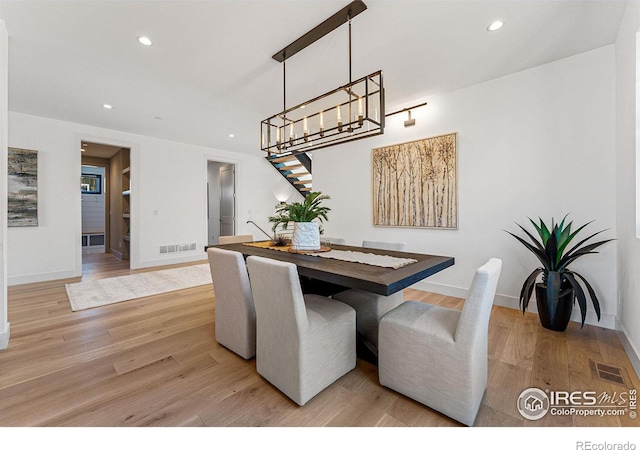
[160,243,197,254]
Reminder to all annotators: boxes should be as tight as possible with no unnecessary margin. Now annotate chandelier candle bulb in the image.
[357,97,364,126]
[337,105,343,131]
[319,111,325,137]
[303,116,309,141]
[289,122,294,145]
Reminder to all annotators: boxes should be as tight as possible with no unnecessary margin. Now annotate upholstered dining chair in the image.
[361,240,406,252]
[320,237,346,245]
[218,234,254,244]
[207,247,256,359]
[246,255,356,406]
[332,240,406,355]
[378,258,502,426]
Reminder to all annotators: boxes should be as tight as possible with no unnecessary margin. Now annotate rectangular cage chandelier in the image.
[260,1,384,155]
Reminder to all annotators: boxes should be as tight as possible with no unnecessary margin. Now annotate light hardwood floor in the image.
[0,253,638,427]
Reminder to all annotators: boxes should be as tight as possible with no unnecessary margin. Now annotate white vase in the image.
[292,222,321,251]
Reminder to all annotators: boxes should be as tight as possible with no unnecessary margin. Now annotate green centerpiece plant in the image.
[505,215,613,331]
[268,192,331,251]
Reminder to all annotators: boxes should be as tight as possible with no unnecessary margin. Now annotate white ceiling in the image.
[0,0,628,156]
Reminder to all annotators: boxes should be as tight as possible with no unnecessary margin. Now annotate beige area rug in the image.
[65,264,212,312]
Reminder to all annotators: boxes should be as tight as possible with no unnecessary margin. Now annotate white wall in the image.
[615,1,640,373]
[7,111,299,284]
[314,45,618,329]
[0,20,9,349]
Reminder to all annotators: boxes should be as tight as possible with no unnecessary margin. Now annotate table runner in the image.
[243,241,417,269]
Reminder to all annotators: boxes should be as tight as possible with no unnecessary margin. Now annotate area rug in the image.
[65,264,212,312]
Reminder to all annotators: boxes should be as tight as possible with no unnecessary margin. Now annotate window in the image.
[81,173,102,194]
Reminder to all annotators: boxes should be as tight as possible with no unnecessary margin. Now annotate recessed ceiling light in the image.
[228,134,235,138]
[102,104,113,109]
[137,36,152,46]
[487,20,504,32]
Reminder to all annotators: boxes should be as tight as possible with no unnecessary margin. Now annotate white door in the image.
[219,165,235,237]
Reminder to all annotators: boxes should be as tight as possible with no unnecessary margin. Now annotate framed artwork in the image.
[8,147,38,227]
[373,132,457,229]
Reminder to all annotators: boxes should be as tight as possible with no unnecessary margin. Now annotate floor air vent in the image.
[589,359,632,388]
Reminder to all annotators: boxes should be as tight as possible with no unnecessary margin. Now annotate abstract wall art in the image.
[8,147,38,227]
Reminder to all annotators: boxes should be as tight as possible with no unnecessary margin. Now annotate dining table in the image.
[213,241,455,297]
[211,241,454,364]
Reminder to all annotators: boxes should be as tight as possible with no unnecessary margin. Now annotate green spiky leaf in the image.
[506,214,613,328]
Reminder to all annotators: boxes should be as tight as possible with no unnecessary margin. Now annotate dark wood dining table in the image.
[213,241,454,297]
[210,241,454,364]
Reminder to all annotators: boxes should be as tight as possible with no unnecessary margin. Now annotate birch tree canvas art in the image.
[373,133,457,229]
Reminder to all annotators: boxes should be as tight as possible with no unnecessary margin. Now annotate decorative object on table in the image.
[246,219,290,247]
[268,191,330,251]
[260,1,384,156]
[8,147,38,227]
[271,234,291,247]
[372,133,457,229]
[505,215,613,331]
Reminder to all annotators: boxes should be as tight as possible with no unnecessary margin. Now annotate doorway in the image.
[81,165,106,254]
[207,161,236,246]
[81,141,131,268]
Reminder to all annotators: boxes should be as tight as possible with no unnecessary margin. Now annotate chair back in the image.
[247,256,309,344]
[362,240,406,251]
[207,247,256,358]
[321,237,346,245]
[455,258,502,346]
[219,234,254,244]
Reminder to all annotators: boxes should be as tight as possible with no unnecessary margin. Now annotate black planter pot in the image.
[535,282,574,331]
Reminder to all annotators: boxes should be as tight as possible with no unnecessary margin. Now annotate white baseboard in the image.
[616,323,640,379]
[8,269,78,286]
[414,280,617,330]
[0,323,10,350]
[134,253,207,270]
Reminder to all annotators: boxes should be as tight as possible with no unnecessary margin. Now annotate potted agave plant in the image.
[505,215,613,331]
[268,191,330,251]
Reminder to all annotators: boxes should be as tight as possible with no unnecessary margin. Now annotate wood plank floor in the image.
[1,253,638,428]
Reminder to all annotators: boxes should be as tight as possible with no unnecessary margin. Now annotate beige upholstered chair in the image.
[207,247,256,359]
[332,240,406,354]
[219,234,253,244]
[246,255,357,406]
[362,240,406,252]
[320,237,346,245]
[378,258,502,426]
